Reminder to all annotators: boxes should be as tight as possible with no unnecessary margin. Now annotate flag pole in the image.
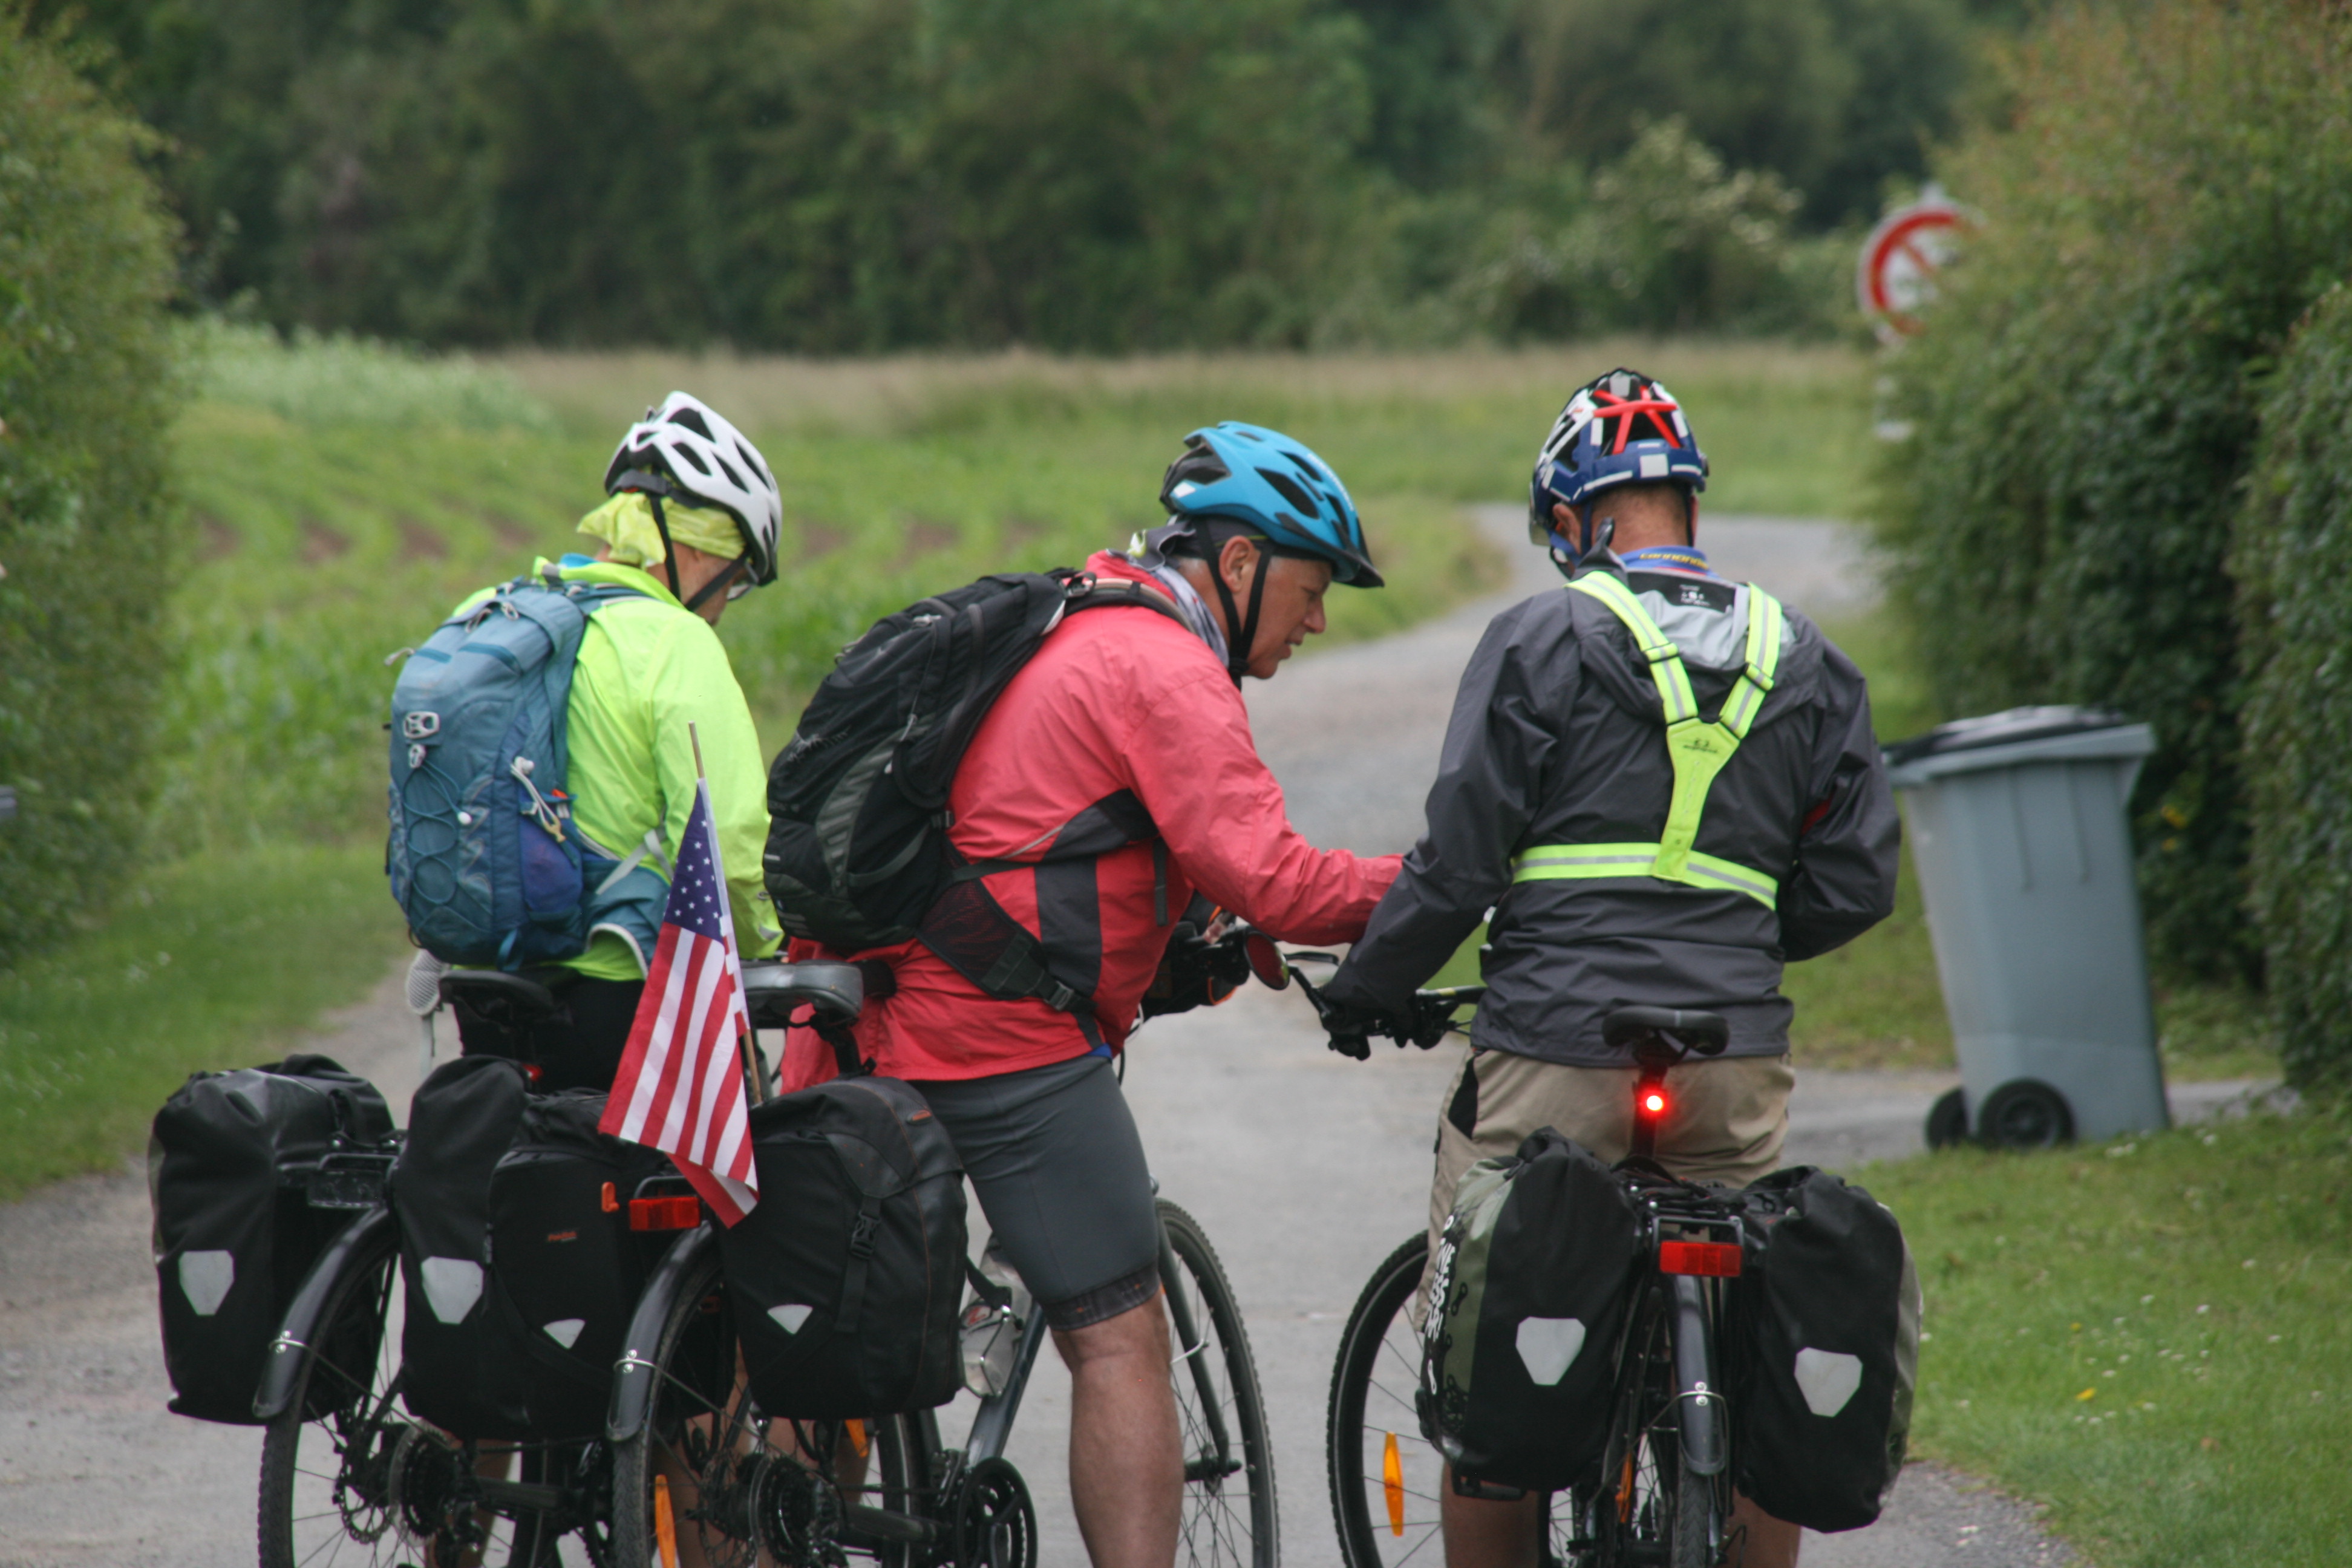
[687,722,769,1105]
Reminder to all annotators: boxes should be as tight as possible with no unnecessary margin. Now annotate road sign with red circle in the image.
[1858,191,1967,342]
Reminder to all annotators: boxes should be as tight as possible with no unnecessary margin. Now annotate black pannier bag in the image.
[394,1060,676,1439]
[149,1053,394,1424]
[720,1073,967,1419]
[1729,1166,1921,1532]
[1417,1128,1643,1491]
[484,1090,675,1438]
[391,1055,534,1438]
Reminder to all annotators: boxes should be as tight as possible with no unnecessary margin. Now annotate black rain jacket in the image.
[1325,561,1900,1066]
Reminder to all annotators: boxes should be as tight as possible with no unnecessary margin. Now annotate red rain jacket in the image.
[782,550,1399,1085]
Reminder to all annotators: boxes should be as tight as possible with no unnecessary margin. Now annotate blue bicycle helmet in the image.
[1159,423,1383,589]
[1529,368,1710,556]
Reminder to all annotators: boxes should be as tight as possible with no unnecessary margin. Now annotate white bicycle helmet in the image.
[603,392,783,590]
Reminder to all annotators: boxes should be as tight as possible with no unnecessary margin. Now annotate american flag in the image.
[599,782,759,1224]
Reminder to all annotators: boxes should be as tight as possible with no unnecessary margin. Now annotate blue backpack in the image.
[387,568,669,970]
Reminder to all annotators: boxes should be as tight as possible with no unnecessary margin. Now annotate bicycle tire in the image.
[607,1245,933,1568]
[1157,1198,1279,1568]
[256,1220,423,1568]
[1670,1443,1716,1568]
[1325,1233,1438,1568]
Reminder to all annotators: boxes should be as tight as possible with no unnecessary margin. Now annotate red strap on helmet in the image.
[1589,388,1685,454]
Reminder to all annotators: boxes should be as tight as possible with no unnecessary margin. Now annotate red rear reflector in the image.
[1658,1241,1742,1277]
[629,1195,702,1232]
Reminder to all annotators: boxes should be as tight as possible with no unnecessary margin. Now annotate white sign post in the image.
[1857,186,1967,344]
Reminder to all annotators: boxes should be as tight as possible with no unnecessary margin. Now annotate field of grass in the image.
[1873,1102,2352,1566]
[0,843,390,1200]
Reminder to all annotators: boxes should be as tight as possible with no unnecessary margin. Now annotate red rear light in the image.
[629,1195,702,1232]
[1640,1090,1669,1117]
[1658,1241,1742,1277]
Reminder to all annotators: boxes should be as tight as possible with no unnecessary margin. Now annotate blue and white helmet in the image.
[1158,422,1382,587]
[1528,369,1710,549]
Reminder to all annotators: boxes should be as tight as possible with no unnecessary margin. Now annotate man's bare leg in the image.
[1439,1473,1541,1568]
[1056,1295,1181,1568]
[1728,1492,1801,1567]
[1439,1471,1800,1568]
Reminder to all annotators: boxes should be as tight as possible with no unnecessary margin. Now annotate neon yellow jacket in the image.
[459,557,782,979]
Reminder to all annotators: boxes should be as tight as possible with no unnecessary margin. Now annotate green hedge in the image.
[1874,0,2352,987]
[0,21,179,967]
[2236,287,2352,1091]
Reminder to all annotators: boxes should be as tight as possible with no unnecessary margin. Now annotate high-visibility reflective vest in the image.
[1510,572,1787,909]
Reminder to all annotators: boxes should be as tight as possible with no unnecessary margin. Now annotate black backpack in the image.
[720,1073,967,1419]
[762,569,1184,1000]
[149,1054,394,1424]
[1418,1128,1644,1491]
[393,1060,675,1439]
[1728,1167,1921,1532]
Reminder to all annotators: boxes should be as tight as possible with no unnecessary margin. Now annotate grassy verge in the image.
[1872,1102,2352,1566]
[0,843,400,1201]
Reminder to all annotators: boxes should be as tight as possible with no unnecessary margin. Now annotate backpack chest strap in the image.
[1512,573,1786,906]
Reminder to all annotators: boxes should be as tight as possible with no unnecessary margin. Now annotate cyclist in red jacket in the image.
[787,423,1401,1568]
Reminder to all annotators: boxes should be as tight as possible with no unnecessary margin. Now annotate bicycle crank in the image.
[949,1457,1036,1568]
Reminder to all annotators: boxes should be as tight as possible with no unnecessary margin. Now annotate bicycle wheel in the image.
[1157,1199,1278,1568]
[608,1244,933,1568]
[258,1223,609,1568]
[1325,1233,1439,1568]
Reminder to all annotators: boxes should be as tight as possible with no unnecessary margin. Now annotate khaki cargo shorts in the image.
[1414,1045,1795,1322]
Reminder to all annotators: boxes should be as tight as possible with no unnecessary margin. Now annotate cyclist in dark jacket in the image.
[1324,368,1900,1568]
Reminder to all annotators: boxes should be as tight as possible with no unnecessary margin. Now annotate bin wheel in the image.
[1925,1088,1969,1150]
[1976,1079,2074,1149]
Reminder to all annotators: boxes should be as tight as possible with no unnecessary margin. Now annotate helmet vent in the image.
[673,443,711,475]
[1257,468,1319,516]
[668,404,714,439]
[713,452,746,489]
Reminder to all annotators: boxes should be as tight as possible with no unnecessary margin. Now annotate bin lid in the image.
[1884,705,2155,788]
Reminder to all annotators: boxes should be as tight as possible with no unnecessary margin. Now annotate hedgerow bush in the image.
[1873,0,2352,987]
[2235,286,2352,1091]
[0,22,179,966]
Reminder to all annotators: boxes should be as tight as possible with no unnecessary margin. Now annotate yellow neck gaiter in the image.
[577,492,745,570]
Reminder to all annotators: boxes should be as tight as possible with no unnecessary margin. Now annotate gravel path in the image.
[0,507,2139,1566]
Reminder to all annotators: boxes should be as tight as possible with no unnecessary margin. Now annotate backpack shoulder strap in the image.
[1061,575,1191,630]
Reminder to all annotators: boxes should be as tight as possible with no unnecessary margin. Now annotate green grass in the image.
[0,842,401,1201]
[1870,1102,2352,1566]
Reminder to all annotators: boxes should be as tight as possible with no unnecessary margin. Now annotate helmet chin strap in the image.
[1207,540,1273,685]
[685,554,748,613]
[647,492,683,602]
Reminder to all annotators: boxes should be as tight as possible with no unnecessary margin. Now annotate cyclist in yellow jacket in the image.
[438,393,785,1089]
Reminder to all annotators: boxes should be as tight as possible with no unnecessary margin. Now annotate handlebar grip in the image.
[1601,1005,1731,1056]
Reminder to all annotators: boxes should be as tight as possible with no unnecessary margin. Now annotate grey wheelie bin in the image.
[1884,707,2167,1148]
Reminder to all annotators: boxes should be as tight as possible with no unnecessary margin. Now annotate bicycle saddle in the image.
[1602,1005,1730,1056]
[740,961,864,1030]
[437,970,560,1026]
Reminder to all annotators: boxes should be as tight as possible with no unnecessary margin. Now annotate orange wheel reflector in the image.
[847,1417,871,1459]
[1382,1432,1406,1537]
[1658,1240,1743,1277]
[1616,1451,1636,1523]
[654,1474,679,1568]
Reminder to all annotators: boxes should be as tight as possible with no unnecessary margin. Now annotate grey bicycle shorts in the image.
[911,1053,1162,1331]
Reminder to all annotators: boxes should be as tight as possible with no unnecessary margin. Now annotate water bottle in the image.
[960,1240,1032,1398]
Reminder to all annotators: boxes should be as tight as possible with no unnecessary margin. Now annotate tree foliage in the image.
[2236,286,2352,1091]
[41,0,1992,350]
[1874,0,2352,987]
[0,17,180,964]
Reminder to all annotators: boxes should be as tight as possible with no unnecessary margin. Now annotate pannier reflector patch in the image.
[179,1250,235,1316]
[420,1258,485,1324]
[543,1318,587,1350]
[1794,1348,1863,1417]
[770,1304,815,1334]
[1515,1317,1587,1386]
